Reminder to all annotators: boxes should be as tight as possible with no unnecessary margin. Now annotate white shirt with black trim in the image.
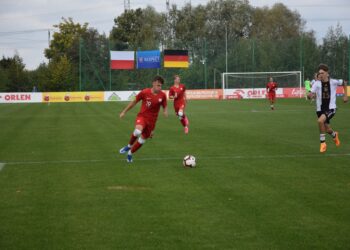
[311,79,343,111]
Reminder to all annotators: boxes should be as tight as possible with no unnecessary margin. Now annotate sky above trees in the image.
[0,0,349,69]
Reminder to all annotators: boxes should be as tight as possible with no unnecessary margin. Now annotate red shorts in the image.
[268,92,276,100]
[135,116,156,139]
[174,101,185,114]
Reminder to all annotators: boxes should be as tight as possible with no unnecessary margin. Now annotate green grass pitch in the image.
[0,99,349,249]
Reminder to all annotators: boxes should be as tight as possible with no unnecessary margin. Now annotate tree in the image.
[320,24,348,79]
[110,7,165,90]
[250,3,304,40]
[0,67,9,91]
[45,17,88,61]
[48,55,74,91]
[0,54,30,91]
[44,17,110,91]
[110,7,164,50]
[29,63,50,91]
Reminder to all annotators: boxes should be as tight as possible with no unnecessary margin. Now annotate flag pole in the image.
[79,37,82,91]
[108,39,112,91]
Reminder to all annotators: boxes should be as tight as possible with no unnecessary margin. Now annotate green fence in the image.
[79,36,350,91]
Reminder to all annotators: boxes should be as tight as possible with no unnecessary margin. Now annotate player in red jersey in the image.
[266,77,278,110]
[119,75,168,163]
[169,75,189,134]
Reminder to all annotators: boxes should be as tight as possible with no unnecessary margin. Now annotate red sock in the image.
[128,134,138,146]
[131,142,143,153]
[180,116,188,127]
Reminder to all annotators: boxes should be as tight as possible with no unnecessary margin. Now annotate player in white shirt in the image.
[308,64,348,153]
[310,72,319,87]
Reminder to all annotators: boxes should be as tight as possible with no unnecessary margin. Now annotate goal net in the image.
[222,71,302,99]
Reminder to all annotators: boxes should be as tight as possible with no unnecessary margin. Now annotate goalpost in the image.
[222,71,302,99]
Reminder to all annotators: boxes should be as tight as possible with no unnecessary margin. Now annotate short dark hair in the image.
[318,63,329,72]
[153,75,164,85]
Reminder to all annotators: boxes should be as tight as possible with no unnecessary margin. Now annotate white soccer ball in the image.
[183,155,196,168]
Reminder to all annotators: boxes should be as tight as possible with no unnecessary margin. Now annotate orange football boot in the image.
[333,131,340,147]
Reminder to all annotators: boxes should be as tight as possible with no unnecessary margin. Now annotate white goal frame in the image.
[222,71,302,98]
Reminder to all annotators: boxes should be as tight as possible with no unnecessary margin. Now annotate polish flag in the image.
[110,51,135,70]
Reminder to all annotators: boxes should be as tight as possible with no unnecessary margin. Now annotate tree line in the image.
[0,0,348,92]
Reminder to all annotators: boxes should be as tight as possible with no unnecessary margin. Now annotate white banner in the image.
[104,91,140,102]
[0,93,42,103]
[223,88,283,99]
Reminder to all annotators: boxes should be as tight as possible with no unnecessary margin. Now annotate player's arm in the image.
[120,99,137,118]
[168,89,176,99]
[163,106,168,117]
[307,92,316,100]
[342,80,348,103]
[162,96,168,117]
[308,81,318,100]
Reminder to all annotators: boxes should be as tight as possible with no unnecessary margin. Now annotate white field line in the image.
[0,162,5,171]
[2,153,350,166]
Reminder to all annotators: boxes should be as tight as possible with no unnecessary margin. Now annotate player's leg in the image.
[317,113,327,152]
[270,95,275,110]
[176,104,189,134]
[126,123,153,162]
[325,123,340,146]
[178,108,189,134]
[182,112,189,134]
[126,136,146,162]
[129,124,143,145]
[324,110,339,146]
[120,118,145,154]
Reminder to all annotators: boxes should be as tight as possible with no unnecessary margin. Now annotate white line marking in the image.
[0,162,5,171]
[2,153,350,165]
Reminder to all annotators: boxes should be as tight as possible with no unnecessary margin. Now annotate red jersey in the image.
[169,84,186,108]
[266,82,278,93]
[135,88,167,122]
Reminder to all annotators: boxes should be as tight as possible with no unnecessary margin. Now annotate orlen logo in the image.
[247,89,266,96]
[291,88,305,96]
[5,94,31,101]
[232,89,244,99]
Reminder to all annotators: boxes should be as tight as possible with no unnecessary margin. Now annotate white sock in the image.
[320,134,326,142]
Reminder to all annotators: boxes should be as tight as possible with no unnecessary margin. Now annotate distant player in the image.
[266,77,278,110]
[304,78,311,99]
[119,75,168,162]
[311,73,319,86]
[307,64,348,153]
[169,75,189,134]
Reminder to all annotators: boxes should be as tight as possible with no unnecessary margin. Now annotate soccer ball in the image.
[183,155,196,168]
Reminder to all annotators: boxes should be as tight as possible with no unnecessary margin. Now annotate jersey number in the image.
[322,92,330,99]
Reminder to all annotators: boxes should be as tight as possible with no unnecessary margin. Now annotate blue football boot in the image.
[119,145,130,154]
[127,153,133,163]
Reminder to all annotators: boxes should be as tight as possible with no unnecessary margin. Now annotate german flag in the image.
[163,49,189,68]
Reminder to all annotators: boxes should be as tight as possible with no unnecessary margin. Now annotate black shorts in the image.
[316,109,336,124]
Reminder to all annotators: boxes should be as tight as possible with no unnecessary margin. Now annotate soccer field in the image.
[0,99,349,249]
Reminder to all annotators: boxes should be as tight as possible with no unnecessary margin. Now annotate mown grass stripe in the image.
[3,153,350,165]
